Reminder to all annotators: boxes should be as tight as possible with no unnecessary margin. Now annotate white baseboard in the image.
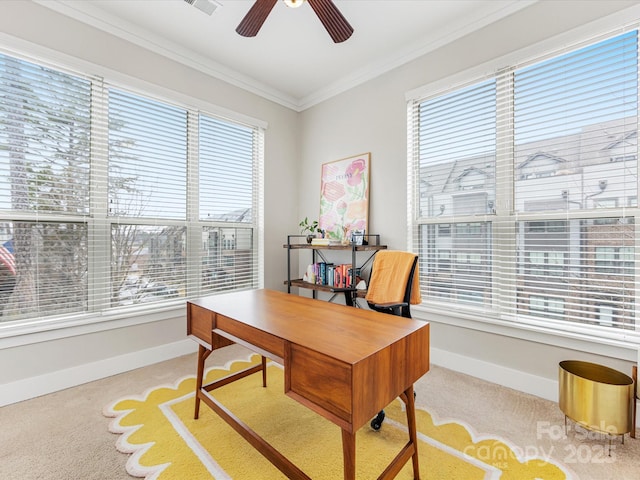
[3,342,637,430]
[0,339,197,407]
[430,346,560,402]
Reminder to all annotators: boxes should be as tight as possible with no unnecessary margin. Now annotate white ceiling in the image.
[38,0,535,111]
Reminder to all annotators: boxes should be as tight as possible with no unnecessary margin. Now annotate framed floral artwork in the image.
[319,153,370,241]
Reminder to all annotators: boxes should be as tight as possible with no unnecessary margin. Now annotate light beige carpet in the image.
[0,343,638,479]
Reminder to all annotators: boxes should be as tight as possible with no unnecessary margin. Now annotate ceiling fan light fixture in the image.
[284,0,305,8]
[237,0,352,43]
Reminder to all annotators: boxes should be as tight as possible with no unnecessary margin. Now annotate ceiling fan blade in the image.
[307,0,353,43]
[236,0,278,37]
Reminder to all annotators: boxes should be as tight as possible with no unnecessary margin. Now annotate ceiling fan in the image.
[236,0,353,43]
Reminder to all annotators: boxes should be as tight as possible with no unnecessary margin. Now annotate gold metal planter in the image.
[559,360,635,439]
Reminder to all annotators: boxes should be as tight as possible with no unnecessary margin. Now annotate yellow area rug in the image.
[103,354,570,479]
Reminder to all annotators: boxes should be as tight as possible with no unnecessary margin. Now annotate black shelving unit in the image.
[283,234,387,306]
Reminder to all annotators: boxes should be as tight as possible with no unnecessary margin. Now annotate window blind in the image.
[199,114,259,295]
[409,29,639,338]
[0,53,91,320]
[508,30,638,330]
[107,88,188,308]
[411,79,497,307]
[0,50,263,326]
[109,89,188,219]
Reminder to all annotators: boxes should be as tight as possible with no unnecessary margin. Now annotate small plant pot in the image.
[306,235,314,244]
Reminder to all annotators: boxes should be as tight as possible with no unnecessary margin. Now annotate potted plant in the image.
[299,217,322,243]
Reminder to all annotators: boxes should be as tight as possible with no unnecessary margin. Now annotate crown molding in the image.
[35,0,535,112]
[34,0,301,111]
[297,0,537,110]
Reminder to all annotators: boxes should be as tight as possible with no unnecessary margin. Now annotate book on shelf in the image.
[319,262,327,285]
[304,262,359,289]
[310,238,330,246]
[310,237,341,246]
[334,264,353,288]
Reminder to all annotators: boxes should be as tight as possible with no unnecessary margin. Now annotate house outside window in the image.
[594,246,634,275]
[529,295,564,319]
[409,29,638,336]
[527,251,565,277]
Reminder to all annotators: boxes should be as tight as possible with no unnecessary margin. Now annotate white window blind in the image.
[109,89,188,219]
[0,50,263,326]
[412,80,496,306]
[108,88,188,308]
[0,53,91,320]
[409,29,639,338]
[509,30,638,330]
[199,114,259,295]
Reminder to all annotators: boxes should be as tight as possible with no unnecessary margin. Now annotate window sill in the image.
[412,303,639,363]
[0,300,186,350]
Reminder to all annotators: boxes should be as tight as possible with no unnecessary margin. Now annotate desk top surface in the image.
[189,288,428,365]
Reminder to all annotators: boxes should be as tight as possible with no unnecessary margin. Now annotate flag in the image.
[0,239,16,275]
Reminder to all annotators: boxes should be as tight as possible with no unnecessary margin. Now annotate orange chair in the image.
[364,250,421,429]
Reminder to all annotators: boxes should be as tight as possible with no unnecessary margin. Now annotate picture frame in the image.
[319,153,370,241]
[351,229,365,245]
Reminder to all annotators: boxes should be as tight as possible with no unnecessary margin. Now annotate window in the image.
[594,245,634,275]
[0,53,91,320]
[409,29,638,337]
[198,115,257,295]
[108,89,188,308]
[527,250,565,277]
[0,51,263,325]
[529,295,564,319]
[412,79,496,305]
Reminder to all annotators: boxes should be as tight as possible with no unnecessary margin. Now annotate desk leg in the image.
[262,355,267,387]
[341,429,356,480]
[404,385,420,479]
[343,291,354,307]
[194,344,211,420]
[632,365,637,439]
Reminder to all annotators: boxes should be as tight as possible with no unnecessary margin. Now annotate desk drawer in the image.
[187,303,234,349]
[286,343,352,424]
[187,303,214,346]
[216,314,285,360]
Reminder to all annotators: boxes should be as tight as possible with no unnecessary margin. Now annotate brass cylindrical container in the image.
[559,360,634,436]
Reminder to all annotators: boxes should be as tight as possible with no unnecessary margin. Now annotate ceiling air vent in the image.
[184,0,219,16]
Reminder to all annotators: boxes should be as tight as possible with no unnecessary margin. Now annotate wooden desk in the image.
[187,289,430,480]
